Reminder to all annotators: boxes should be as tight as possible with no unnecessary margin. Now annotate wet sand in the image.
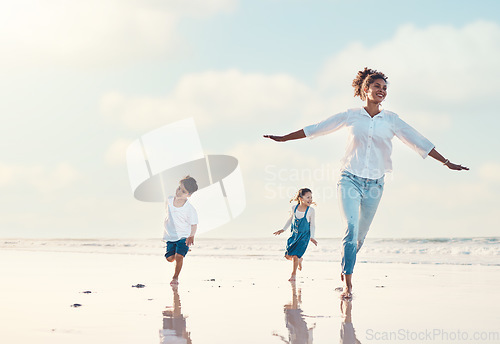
[0,250,499,343]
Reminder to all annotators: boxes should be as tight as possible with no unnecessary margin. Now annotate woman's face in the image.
[365,78,387,103]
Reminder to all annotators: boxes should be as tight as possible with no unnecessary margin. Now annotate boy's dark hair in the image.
[181,175,198,194]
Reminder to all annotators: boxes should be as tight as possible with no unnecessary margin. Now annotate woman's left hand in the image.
[445,162,469,171]
[310,238,318,246]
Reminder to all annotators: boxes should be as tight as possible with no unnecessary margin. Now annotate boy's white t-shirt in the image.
[163,196,198,242]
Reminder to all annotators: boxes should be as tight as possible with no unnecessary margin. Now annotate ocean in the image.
[1,237,498,266]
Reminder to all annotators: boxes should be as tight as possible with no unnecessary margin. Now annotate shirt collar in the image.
[361,108,385,118]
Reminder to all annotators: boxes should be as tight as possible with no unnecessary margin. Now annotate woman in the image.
[264,67,469,299]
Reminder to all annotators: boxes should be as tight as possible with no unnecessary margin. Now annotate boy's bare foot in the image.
[340,286,352,300]
[170,278,179,286]
[298,258,303,271]
[288,274,296,282]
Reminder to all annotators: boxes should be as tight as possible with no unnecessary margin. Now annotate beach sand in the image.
[1,250,499,343]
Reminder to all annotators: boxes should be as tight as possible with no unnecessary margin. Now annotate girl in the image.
[274,188,318,282]
[265,67,468,299]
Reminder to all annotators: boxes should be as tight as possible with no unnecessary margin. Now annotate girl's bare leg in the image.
[289,256,299,281]
[298,257,303,271]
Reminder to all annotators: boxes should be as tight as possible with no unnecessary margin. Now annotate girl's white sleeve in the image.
[309,208,316,239]
[282,206,294,231]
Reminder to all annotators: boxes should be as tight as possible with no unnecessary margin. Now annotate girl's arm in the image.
[428,148,469,171]
[273,210,293,235]
[309,208,318,246]
[264,129,306,142]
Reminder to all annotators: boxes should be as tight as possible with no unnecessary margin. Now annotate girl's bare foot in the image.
[298,258,303,271]
[288,274,296,282]
[170,278,179,286]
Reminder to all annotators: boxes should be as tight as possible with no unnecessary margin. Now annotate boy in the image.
[163,176,199,286]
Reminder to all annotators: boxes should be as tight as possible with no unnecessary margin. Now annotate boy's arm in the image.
[186,224,197,246]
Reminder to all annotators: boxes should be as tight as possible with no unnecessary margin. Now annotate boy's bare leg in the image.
[289,256,299,281]
[171,254,184,285]
[166,256,175,263]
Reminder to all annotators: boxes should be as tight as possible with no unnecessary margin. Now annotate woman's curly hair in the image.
[352,67,388,101]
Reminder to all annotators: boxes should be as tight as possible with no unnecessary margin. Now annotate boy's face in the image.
[175,182,191,200]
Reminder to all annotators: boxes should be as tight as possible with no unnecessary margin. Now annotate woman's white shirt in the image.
[303,108,435,179]
[282,206,316,238]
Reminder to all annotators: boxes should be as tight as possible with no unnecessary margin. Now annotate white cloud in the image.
[479,162,500,183]
[101,69,320,131]
[319,21,500,106]
[101,21,500,133]
[0,162,81,193]
[105,138,133,165]
[0,0,235,67]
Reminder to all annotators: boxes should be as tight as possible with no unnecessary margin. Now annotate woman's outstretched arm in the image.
[428,148,469,171]
[263,129,306,142]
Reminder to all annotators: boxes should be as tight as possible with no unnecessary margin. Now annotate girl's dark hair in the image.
[290,188,314,204]
[352,67,388,101]
[181,175,198,194]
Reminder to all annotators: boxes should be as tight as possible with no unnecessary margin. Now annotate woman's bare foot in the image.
[288,274,296,282]
[298,258,303,271]
[170,278,179,286]
[339,273,352,299]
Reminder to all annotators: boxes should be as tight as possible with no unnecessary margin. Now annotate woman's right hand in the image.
[263,135,286,142]
[263,130,305,142]
[273,229,284,235]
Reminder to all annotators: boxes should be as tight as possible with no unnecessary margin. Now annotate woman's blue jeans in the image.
[337,170,384,275]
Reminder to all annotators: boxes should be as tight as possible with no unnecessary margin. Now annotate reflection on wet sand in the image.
[160,285,193,344]
[340,300,361,344]
[274,281,315,343]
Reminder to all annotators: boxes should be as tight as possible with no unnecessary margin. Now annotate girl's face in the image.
[299,192,313,206]
[365,79,387,104]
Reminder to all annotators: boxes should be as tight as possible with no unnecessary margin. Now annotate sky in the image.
[1,0,500,239]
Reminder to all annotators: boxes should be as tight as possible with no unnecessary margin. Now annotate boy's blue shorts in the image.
[165,238,189,258]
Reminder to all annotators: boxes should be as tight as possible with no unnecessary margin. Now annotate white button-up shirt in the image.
[303,108,435,179]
